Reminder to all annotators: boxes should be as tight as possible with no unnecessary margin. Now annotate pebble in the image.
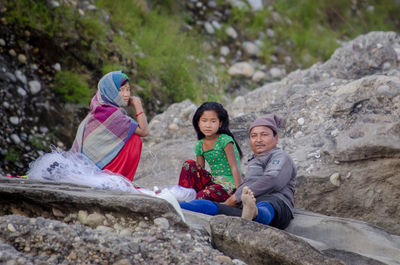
[330,173,341,187]
[9,116,19,125]
[243,41,261,56]
[270,67,282,79]
[252,70,267,82]
[52,208,65,217]
[86,212,105,228]
[220,46,230,56]
[154,217,169,230]
[29,80,41,94]
[0,38,5,46]
[7,223,16,232]
[216,255,232,264]
[53,63,61,71]
[225,26,238,39]
[168,123,179,131]
[9,49,16,56]
[10,134,21,144]
[17,54,27,64]
[211,20,221,30]
[204,22,214,34]
[15,70,27,84]
[297,117,305,126]
[228,62,254,77]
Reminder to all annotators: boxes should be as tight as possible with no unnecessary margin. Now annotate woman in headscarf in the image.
[71,70,148,181]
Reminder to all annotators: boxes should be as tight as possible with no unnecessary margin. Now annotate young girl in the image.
[178,102,242,202]
[71,70,148,181]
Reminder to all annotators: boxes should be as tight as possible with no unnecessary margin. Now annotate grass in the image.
[53,71,92,104]
[216,0,400,70]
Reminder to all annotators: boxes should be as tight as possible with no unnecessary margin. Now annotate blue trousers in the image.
[179,199,275,225]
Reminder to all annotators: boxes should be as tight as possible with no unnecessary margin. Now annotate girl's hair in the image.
[192,102,243,158]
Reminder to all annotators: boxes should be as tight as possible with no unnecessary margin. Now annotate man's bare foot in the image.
[241,186,258,220]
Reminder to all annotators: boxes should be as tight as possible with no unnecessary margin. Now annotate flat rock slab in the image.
[0,177,185,227]
[210,215,345,265]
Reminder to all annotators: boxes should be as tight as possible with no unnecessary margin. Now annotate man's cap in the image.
[249,114,285,135]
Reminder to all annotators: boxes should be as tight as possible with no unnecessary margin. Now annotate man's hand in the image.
[224,194,237,207]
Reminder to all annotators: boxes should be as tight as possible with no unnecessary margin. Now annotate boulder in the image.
[210,215,345,265]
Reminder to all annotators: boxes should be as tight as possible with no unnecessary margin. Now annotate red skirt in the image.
[103,134,142,182]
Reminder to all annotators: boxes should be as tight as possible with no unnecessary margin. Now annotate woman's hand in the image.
[130,96,149,137]
[129,96,143,110]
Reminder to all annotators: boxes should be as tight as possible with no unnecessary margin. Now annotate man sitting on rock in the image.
[180,114,296,229]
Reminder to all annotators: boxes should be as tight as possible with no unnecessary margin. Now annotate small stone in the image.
[266,28,275,38]
[53,63,61,71]
[220,46,230,56]
[9,116,19,125]
[114,259,132,265]
[211,20,221,30]
[252,71,267,82]
[216,255,232,264]
[154,217,169,230]
[29,80,41,94]
[10,134,21,144]
[330,173,341,187]
[270,67,282,79]
[243,41,261,56]
[297,117,305,126]
[17,87,27,96]
[7,223,16,232]
[17,54,27,64]
[0,38,5,46]
[96,225,113,233]
[9,49,16,56]
[67,252,77,261]
[228,62,254,77]
[225,26,238,39]
[120,228,132,236]
[86,212,105,228]
[15,70,27,84]
[138,221,149,228]
[78,210,88,224]
[52,208,65,217]
[204,22,214,34]
[168,123,179,131]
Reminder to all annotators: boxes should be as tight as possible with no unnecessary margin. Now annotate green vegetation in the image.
[28,135,46,150]
[6,0,220,111]
[5,148,18,162]
[221,0,400,69]
[97,0,221,110]
[5,0,400,108]
[53,71,92,104]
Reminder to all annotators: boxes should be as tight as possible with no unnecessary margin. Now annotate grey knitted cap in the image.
[249,114,285,134]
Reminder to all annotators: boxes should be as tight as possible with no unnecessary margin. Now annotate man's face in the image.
[249,126,278,156]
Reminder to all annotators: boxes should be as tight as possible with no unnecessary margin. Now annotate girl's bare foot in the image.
[241,186,257,220]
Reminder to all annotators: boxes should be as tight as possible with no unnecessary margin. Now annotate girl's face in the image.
[119,83,131,105]
[198,110,221,138]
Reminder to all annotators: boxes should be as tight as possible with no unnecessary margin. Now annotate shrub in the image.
[53,71,92,104]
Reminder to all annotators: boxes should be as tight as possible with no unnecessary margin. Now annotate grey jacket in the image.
[235,147,297,215]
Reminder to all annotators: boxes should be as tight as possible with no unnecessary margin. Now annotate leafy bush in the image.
[53,71,92,104]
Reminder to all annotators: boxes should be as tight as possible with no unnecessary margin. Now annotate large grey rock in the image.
[184,208,400,264]
[210,215,345,265]
[0,178,232,264]
[286,209,400,265]
[0,178,185,227]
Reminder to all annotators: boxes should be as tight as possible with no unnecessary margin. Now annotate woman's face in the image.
[198,110,221,138]
[119,83,131,105]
